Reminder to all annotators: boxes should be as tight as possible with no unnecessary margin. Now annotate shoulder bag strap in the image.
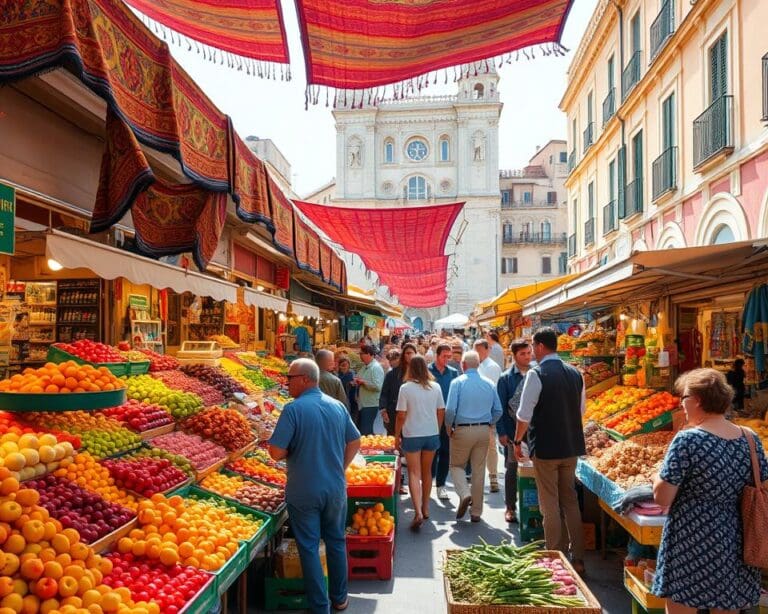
[741,427,761,487]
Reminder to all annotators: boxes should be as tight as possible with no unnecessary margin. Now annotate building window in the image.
[501,257,518,274]
[547,191,557,204]
[559,151,567,163]
[406,176,428,200]
[662,93,675,149]
[503,223,513,241]
[710,32,728,102]
[558,252,568,274]
[406,139,428,161]
[473,83,485,99]
[711,224,735,245]
[523,191,532,204]
[541,220,552,240]
[542,257,552,275]
[501,190,511,205]
[588,182,594,219]
[439,138,450,162]
[384,140,394,163]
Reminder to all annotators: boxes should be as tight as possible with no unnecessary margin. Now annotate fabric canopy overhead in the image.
[294,201,464,308]
[480,274,580,317]
[243,288,288,312]
[435,313,469,328]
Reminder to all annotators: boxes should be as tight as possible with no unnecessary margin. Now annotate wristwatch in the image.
[513,440,523,446]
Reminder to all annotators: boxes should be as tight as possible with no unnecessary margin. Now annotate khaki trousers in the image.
[532,456,585,560]
[486,429,499,476]
[449,425,490,517]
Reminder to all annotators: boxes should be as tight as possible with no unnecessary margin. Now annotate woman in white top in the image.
[395,355,445,530]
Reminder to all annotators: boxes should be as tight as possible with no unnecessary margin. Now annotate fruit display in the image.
[359,435,396,453]
[179,364,245,398]
[236,353,288,375]
[580,361,615,389]
[102,456,189,497]
[199,472,284,513]
[591,432,674,489]
[249,406,280,440]
[181,406,253,452]
[228,456,286,487]
[345,462,394,486]
[0,430,76,480]
[102,399,174,433]
[53,451,140,511]
[0,361,126,393]
[584,385,655,423]
[53,339,126,363]
[149,432,228,472]
[207,334,239,349]
[239,368,281,391]
[557,334,576,352]
[583,422,615,458]
[733,417,768,448]
[128,493,263,571]
[602,391,679,436]
[148,370,224,407]
[102,551,211,613]
[0,411,81,450]
[348,503,394,537]
[122,447,195,478]
[242,448,284,470]
[27,474,135,543]
[119,349,152,363]
[138,348,180,372]
[219,358,267,395]
[124,375,204,419]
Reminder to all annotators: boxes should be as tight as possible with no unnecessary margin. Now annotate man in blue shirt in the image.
[445,350,502,522]
[429,343,459,501]
[269,359,361,613]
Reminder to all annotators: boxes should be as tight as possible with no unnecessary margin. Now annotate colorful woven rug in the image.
[267,174,295,256]
[294,214,321,275]
[319,242,332,283]
[230,121,274,231]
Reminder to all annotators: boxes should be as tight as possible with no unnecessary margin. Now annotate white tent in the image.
[434,313,469,329]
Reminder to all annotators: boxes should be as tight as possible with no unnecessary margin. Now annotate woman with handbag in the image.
[651,368,768,614]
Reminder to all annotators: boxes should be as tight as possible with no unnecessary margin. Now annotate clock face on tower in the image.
[406,140,428,161]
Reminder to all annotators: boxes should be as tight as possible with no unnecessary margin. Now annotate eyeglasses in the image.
[287,373,306,379]
[680,394,691,400]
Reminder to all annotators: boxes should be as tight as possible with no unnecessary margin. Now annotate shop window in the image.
[542,256,552,274]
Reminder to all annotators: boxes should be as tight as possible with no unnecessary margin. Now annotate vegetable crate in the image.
[517,465,544,543]
[624,567,665,612]
[346,529,394,581]
[346,497,397,526]
[263,576,327,611]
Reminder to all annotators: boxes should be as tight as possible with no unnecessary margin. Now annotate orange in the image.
[4,533,25,555]
[43,561,63,580]
[51,534,70,555]
[14,489,39,508]
[0,477,19,496]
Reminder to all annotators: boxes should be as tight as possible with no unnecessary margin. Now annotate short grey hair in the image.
[462,351,480,369]
[473,339,488,350]
[291,358,320,382]
[315,349,334,368]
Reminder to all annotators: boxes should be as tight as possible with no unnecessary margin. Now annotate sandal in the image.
[409,516,423,531]
[332,599,349,611]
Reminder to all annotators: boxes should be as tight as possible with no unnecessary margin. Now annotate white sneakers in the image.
[437,486,449,500]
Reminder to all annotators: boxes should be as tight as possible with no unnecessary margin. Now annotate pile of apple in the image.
[200,472,284,514]
[181,406,253,451]
[124,447,195,478]
[125,375,204,420]
[26,474,135,543]
[139,348,181,372]
[102,456,189,497]
[180,364,245,398]
[149,431,227,472]
[149,371,224,406]
[53,339,125,363]
[0,431,75,480]
[103,399,174,432]
[0,411,81,450]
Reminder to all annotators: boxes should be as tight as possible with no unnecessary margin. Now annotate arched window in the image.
[439,138,450,162]
[406,176,427,200]
[711,224,735,245]
[473,83,484,99]
[541,220,552,240]
[384,139,394,163]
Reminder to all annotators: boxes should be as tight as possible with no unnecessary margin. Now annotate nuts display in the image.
[591,432,674,489]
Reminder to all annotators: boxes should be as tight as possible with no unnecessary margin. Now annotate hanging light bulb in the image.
[47,258,63,271]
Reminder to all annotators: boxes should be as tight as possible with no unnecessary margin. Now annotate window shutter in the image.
[617,145,627,218]
[710,33,728,101]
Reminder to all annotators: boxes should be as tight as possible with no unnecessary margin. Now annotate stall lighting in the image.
[47,258,63,271]
[297,315,305,322]
[279,313,288,322]
[256,285,264,292]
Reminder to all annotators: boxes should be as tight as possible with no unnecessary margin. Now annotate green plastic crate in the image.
[128,360,151,375]
[47,345,129,377]
[180,573,217,614]
[218,468,287,522]
[264,576,327,611]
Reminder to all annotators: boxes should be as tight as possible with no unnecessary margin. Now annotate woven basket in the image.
[443,550,602,614]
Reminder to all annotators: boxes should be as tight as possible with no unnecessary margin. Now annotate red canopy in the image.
[293,201,464,308]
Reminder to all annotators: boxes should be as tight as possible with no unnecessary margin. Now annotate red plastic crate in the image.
[346,531,394,581]
[346,481,396,498]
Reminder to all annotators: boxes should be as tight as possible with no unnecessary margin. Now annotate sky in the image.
[167,0,599,197]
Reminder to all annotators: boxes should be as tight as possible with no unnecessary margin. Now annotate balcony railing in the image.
[693,95,734,169]
[650,0,675,61]
[623,177,644,219]
[762,54,768,122]
[652,146,678,200]
[501,200,559,209]
[568,149,576,173]
[568,233,577,257]
[602,88,616,126]
[603,201,617,235]
[622,51,642,101]
[584,218,595,246]
[583,122,594,153]
[502,232,567,245]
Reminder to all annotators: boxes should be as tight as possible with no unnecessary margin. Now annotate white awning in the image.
[46,230,238,303]
[290,300,320,320]
[243,288,288,312]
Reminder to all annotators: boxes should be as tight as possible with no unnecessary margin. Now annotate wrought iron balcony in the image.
[762,54,768,122]
[502,232,567,245]
[650,0,674,61]
[602,88,616,126]
[568,233,577,257]
[584,218,595,246]
[603,201,617,235]
[568,149,576,173]
[583,123,594,153]
[623,177,644,219]
[693,95,734,169]
[652,146,677,201]
[622,51,642,101]
[501,199,559,209]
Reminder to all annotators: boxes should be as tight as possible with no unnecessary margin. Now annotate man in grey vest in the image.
[513,327,587,574]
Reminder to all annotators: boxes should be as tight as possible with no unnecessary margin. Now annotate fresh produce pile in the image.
[103,456,189,497]
[0,361,125,393]
[125,375,204,419]
[236,353,288,375]
[584,386,655,423]
[219,357,266,395]
[180,364,245,398]
[444,541,587,607]
[208,334,239,348]
[0,430,76,479]
[0,411,81,450]
[244,448,285,470]
[583,422,615,458]
[103,551,211,614]
[592,432,674,489]
[150,432,228,472]
[200,472,284,513]
[348,503,394,537]
[602,391,679,436]
[557,334,576,351]
[53,339,125,363]
[27,474,135,543]
[120,349,152,363]
[345,462,394,486]
[53,451,140,511]
[182,406,253,451]
[139,348,181,372]
[103,399,174,432]
[580,361,614,388]
[228,456,286,487]
[359,434,396,452]
[123,446,195,477]
[239,368,281,391]
[734,417,768,448]
[149,370,224,406]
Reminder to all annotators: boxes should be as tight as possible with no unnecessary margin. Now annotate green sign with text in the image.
[0,183,15,255]
[347,314,363,330]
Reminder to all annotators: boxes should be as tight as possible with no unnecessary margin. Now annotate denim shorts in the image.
[401,434,441,453]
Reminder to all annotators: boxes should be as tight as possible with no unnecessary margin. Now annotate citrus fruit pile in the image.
[603,391,679,436]
[359,435,396,452]
[0,431,76,481]
[53,451,140,511]
[228,457,286,487]
[345,463,394,486]
[349,503,394,537]
[0,362,125,394]
[584,386,655,423]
